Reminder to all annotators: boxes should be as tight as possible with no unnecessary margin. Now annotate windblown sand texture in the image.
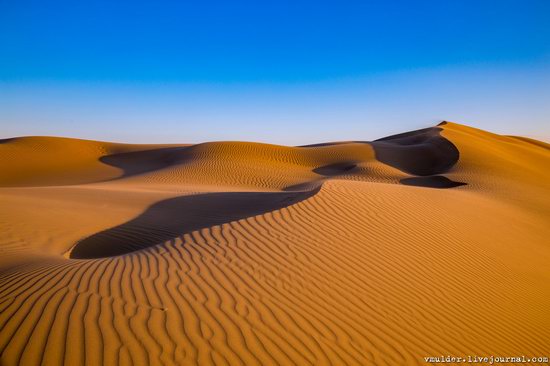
[0,122,549,365]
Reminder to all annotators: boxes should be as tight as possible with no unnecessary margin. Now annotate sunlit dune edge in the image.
[0,121,549,366]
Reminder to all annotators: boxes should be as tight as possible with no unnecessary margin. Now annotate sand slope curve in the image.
[0,122,549,366]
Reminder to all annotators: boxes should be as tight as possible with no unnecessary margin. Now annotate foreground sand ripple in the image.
[0,122,549,365]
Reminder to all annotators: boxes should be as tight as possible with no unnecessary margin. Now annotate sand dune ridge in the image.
[0,122,549,366]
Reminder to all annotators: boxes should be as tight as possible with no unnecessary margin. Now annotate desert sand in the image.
[0,122,549,365]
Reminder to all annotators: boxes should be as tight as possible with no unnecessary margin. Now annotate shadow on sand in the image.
[371,125,460,176]
[72,124,467,259]
[99,146,189,178]
[400,175,467,189]
[70,187,320,259]
[313,162,358,176]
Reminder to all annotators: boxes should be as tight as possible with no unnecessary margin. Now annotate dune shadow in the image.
[313,162,358,176]
[99,146,190,178]
[371,127,460,176]
[400,175,467,189]
[70,187,319,259]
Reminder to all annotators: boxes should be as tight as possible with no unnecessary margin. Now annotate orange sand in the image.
[0,122,549,365]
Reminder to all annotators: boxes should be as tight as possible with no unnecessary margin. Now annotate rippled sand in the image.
[1,122,548,365]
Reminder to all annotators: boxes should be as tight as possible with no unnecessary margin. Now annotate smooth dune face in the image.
[0,122,549,366]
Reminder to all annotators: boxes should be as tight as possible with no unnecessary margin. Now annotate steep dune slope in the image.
[0,122,549,366]
[441,122,550,213]
[0,137,179,187]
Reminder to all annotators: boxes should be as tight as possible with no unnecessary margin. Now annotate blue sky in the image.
[1,0,549,144]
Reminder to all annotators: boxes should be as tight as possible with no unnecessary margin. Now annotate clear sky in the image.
[1,0,549,144]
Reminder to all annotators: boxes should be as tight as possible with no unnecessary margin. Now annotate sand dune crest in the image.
[1,122,549,366]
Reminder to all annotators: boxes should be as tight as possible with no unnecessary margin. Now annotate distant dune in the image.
[0,122,549,365]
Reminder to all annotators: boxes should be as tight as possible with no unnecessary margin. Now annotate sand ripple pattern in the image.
[1,122,549,365]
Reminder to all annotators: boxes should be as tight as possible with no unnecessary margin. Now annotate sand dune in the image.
[0,122,549,365]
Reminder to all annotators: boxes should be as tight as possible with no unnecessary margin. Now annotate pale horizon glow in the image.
[2,64,549,145]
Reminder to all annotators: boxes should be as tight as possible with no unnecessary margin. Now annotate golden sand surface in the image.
[0,122,548,365]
